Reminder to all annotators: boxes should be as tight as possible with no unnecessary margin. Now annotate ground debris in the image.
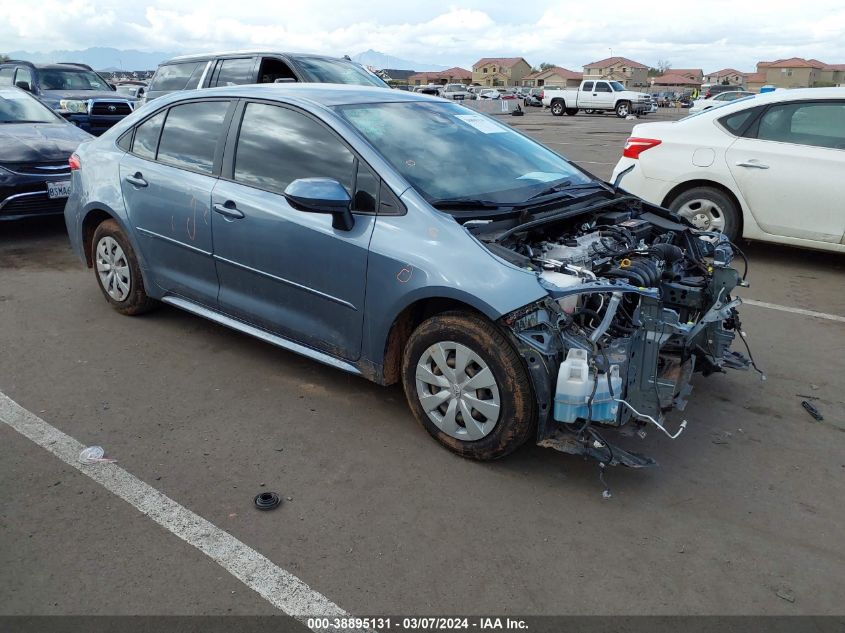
[775,586,796,603]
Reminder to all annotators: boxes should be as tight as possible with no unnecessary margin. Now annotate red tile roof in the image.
[585,56,647,69]
[652,73,702,86]
[823,63,845,71]
[744,72,767,83]
[536,66,581,80]
[759,57,826,69]
[671,68,704,77]
[706,68,746,78]
[472,57,527,69]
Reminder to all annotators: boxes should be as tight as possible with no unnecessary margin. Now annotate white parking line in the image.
[742,299,845,323]
[0,391,362,632]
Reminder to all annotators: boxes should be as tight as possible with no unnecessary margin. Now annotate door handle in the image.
[125,173,148,187]
[213,202,245,219]
[735,160,769,169]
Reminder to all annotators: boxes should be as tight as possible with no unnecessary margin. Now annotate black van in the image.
[142,51,389,104]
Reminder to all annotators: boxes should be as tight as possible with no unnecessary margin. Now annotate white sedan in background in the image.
[688,90,756,114]
[612,87,845,251]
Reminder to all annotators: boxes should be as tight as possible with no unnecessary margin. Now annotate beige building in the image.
[583,56,648,89]
[521,66,581,88]
[408,67,472,86]
[755,58,845,88]
[703,68,747,87]
[650,72,702,94]
[471,57,533,87]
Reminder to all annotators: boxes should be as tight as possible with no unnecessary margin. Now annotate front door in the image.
[592,81,615,109]
[119,100,233,304]
[726,100,845,242]
[211,102,378,361]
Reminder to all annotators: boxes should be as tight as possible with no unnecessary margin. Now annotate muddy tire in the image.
[91,218,156,316]
[401,311,536,461]
[550,100,564,116]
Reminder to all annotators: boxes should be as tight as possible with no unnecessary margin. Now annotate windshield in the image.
[610,81,625,92]
[444,84,464,91]
[336,101,592,205]
[38,69,111,91]
[115,85,138,96]
[296,57,388,88]
[0,91,61,123]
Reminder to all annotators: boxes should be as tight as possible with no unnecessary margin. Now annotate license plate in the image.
[454,95,464,100]
[47,180,72,199]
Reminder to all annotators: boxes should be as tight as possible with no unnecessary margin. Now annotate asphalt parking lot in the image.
[1,107,844,619]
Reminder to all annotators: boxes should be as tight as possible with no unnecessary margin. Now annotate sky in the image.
[3,0,845,72]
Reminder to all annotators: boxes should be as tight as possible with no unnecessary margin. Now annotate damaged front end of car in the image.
[472,195,761,467]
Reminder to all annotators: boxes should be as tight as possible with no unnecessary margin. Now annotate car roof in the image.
[154,83,446,108]
[680,87,845,122]
[162,50,349,64]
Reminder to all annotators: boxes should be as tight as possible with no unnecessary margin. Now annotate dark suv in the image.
[0,61,135,135]
[143,51,389,104]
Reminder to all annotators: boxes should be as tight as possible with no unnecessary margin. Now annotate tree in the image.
[0,54,9,63]
[539,62,555,71]
[657,59,671,74]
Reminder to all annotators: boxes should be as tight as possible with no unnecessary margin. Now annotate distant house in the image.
[755,57,845,89]
[703,68,747,87]
[471,57,532,87]
[650,72,702,93]
[583,56,648,89]
[408,67,472,86]
[669,68,704,82]
[744,72,768,93]
[521,66,581,88]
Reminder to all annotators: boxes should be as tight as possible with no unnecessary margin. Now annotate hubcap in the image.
[415,341,501,441]
[95,236,131,301]
[618,104,629,116]
[676,198,726,232]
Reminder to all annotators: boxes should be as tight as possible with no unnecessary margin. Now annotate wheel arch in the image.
[380,296,491,386]
[661,179,745,236]
[81,207,123,268]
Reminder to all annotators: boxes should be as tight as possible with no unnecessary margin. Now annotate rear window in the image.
[150,63,201,91]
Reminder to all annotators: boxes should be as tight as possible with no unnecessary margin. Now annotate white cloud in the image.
[2,0,844,72]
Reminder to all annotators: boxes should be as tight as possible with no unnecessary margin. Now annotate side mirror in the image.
[283,178,354,231]
[15,81,31,92]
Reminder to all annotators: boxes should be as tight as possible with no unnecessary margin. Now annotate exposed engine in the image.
[468,197,760,468]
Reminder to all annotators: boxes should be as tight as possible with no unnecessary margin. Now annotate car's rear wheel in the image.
[668,186,740,242]
[550,101,564,116]
[565,108,578,116]
[92,219,156,315]
[615,101,631,117]
[401,312,535,461]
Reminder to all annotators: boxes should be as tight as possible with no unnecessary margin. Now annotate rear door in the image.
[210,101,378,361]
[726,100,845,242]
[119,99,234,304]
[578,81,594,108]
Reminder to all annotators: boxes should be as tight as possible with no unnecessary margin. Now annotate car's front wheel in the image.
[615,101,631,117]
[401,312,536,461]
[92,219,157,315]
[668,186,741,242]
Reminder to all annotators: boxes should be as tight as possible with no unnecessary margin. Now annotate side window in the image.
[233,102,355,200]
[257,58,297,84]
[149,63,200,92]
[595,82,611,93]
[719,107,760,136]
[214,58,254,87]
[0,68,13,85]
[354,162,378,213]
[757,102,845,149]
[582,81,593,91]
[184,62,209,89]
[157,101,230,174]
[131,110,167,160]
[14,67,33,88]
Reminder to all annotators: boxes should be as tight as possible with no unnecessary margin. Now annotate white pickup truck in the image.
[542,80,652,118]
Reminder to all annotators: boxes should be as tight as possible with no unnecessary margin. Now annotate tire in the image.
[615,100,631,118]
[583,109,594,114]
[91,218,157,315]
[401,311,536,461]
[550,100,564,116]
[668,186,741,242]
[565,108,578,116]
